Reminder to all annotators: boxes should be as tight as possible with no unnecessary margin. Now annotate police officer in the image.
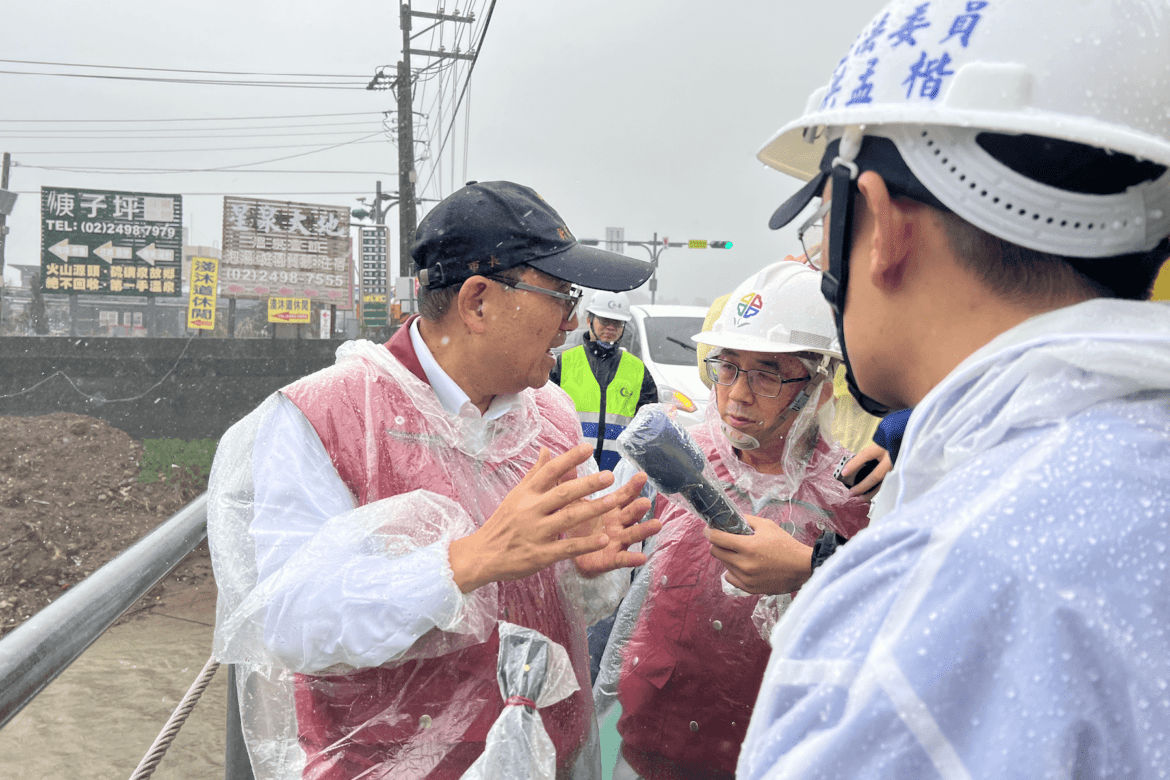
[551,291,658,471]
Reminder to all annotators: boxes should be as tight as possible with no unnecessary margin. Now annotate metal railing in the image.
[0,493,253,778]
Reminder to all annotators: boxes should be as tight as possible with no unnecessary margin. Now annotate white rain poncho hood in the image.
[738,298,1170,779]
[208,337,630,780]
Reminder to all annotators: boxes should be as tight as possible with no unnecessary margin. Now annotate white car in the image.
[625,304,710,427]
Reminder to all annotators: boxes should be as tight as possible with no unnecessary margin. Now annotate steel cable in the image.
[128,656,221,780]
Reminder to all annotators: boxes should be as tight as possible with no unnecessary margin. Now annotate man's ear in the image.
[456,277,490,334]
[856,171,915,293]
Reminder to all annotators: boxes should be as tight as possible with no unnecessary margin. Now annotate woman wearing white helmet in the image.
[594,262,871,780]
[739,2,1170,779]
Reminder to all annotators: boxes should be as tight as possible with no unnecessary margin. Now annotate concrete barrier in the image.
[0,336,348,440]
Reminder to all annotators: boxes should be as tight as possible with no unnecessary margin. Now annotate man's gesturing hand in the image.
[449,444,652,593]
[571,471,658,577]
[704,514,814,595]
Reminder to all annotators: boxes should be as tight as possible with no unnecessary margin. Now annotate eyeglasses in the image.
[704,357,810,398]
[487,275,583,320]
[797,199,830,271]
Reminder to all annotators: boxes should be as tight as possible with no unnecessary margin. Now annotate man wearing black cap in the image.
[735,2,1170,779]
[207,181,660,780]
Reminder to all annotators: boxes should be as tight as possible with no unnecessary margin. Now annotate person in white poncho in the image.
[737,1,1170,778]
[207,181,662,780]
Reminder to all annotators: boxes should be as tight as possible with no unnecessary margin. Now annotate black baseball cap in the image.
[412,180,653,291]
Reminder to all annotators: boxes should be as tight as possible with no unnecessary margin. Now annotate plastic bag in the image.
[460,622,580,780]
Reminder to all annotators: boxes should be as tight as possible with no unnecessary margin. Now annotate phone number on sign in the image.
[223,267,345,287]
[80,222,177,239]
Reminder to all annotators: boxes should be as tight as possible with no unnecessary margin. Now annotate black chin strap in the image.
[822,163,891,417]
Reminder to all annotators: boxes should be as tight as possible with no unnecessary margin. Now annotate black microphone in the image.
[617,407,753,535]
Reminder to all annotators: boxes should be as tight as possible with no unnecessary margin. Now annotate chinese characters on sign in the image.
[360,225,389,327]
[821,1,989,110]
[40,187,182,296]
[361,293,387,329]
[222,196,353,309]
[187,257,220,331]
[267,296,312,324]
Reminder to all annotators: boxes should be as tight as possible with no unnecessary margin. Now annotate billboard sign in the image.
[40,186,182,296]
[267,296,312,324]
[361,293,387,328]
[222,196,352,309]
[187,257,219,331]
[360,225,388,297]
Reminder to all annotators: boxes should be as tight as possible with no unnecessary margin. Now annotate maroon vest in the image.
[282,323,591,779]
[617,435,871,780]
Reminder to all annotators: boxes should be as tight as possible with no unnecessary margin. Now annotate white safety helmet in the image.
[585,290,633,322]
[693,262,842,361]
[759,0,1170,260]
[695,262,842,465]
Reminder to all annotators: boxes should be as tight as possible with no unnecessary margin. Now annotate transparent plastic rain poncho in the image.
[594,399,869,778]
[207,337,630,780]
[738,299,1170,780]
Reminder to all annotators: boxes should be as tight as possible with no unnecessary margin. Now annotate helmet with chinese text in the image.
[759,0,1170,260]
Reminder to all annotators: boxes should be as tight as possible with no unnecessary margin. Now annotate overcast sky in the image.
[0,0,883,306]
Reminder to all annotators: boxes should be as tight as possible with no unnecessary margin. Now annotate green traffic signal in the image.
[710,240,733,249]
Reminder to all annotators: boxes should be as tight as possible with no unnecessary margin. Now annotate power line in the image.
[0,68,369,89]
[11,169,391,176]
[0,121,383,137]
[410,0,493,203]
[8,138,387,155]
[419,0,496,199]
[180,191,386,196]
[0,111,385,124]
[18,131,387,174]
[0,57,366,79]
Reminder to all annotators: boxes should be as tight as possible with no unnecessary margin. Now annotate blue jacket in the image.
[739,299,1170,779]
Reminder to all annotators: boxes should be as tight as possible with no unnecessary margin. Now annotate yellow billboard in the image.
[186,257,219,330]
[268,296,311,324]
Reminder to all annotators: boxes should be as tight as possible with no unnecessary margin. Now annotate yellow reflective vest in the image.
[559,345,645,470]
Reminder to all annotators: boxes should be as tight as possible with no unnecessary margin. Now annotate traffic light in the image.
[709,241,733,249]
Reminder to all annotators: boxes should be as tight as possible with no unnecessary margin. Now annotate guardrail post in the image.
[224,665,255,780]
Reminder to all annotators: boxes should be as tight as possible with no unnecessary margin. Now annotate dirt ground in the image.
[0,412,214,638]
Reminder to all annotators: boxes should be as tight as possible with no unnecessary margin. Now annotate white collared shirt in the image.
[409,317,521,421]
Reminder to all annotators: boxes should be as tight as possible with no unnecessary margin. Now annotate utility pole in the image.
[396,5,417,279]
[0,152,13,326]
[371,2,476,278]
